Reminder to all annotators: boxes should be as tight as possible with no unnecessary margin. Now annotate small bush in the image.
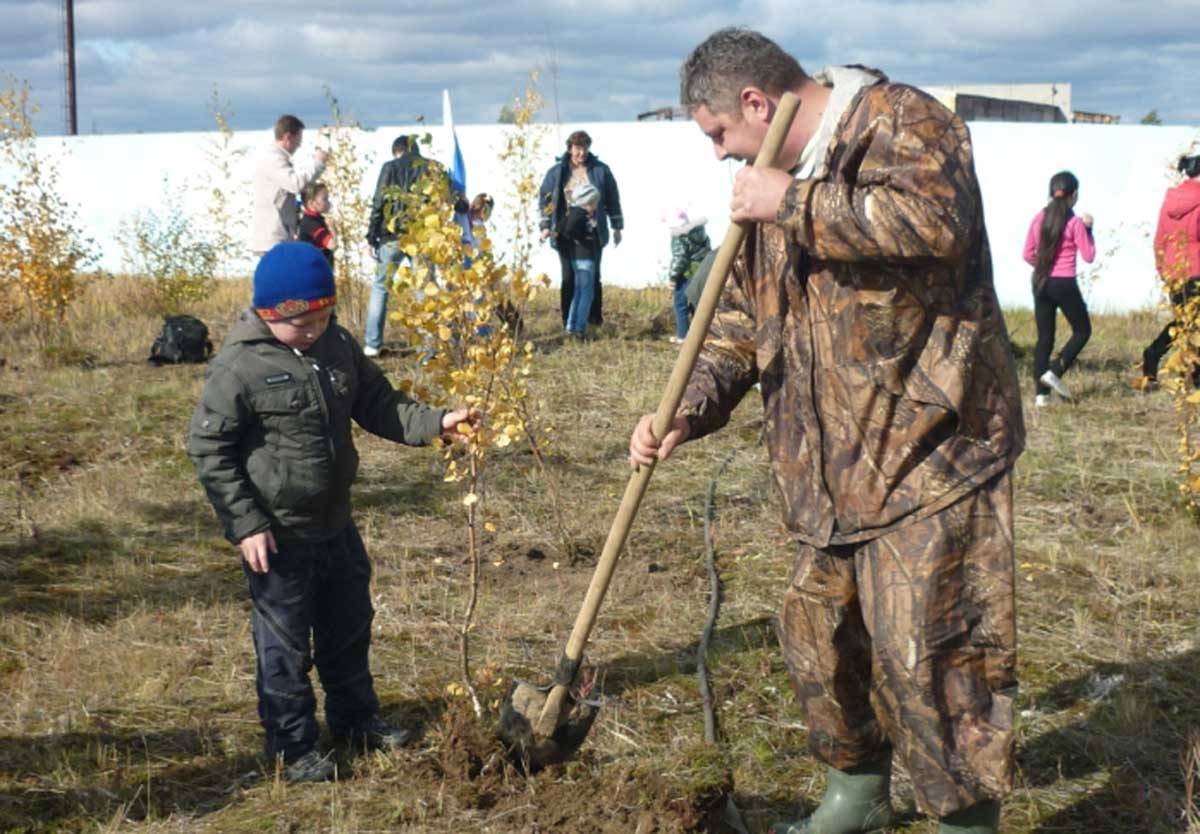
[0,76,96,355]
[118,178,216,316]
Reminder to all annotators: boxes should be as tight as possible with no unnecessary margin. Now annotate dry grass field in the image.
[1,276,1198,833]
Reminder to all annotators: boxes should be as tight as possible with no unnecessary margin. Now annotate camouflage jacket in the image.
[679,80,1024,547]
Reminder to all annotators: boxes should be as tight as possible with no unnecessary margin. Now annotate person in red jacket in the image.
[1140,153,1200,388]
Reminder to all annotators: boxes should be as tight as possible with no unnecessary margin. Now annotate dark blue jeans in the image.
[244,523,379,760]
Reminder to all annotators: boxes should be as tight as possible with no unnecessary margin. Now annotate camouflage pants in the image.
[778,472,1016,817]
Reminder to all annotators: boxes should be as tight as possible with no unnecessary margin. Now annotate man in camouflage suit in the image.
[629,28,1024,834]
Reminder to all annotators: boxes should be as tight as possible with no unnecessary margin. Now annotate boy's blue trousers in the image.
[243,522,380,761]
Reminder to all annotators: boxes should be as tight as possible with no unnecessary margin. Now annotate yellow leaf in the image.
[463,493,479,506]
[483,522,496,533]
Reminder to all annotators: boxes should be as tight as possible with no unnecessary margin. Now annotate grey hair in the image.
[679,27,807,116]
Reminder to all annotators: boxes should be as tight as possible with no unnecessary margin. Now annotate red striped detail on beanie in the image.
[256,294,336,321]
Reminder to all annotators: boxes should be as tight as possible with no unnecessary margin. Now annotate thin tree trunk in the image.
[459,452,483,718]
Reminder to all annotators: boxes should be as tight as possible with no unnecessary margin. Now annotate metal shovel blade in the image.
[498,680,599,771]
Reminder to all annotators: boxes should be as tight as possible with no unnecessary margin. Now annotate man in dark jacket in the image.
[363,136,428,356]
[188,242,478,782]
[539,130,623,327]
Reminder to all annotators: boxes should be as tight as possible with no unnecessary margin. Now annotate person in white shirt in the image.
[251,114,329,256]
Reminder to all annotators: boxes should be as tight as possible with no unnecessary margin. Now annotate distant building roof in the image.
[953,93,1067,123]
[1071,109,1121,125]
[636,106,689,121]
[923,83,1073,115]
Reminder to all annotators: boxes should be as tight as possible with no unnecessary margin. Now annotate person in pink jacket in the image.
[1140,153,1200,388]
[1023,170,1096,406]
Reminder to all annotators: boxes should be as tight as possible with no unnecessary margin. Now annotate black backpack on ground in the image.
[149,315,213,365]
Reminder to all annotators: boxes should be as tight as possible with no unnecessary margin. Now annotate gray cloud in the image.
[2,0,1196,135]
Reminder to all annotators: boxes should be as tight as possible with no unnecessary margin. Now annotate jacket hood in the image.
[226,308,275,346]
[1165,179,1200,221]
[669,216,708,235]
[796,65,887,180]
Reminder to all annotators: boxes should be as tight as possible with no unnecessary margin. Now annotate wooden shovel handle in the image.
[535,93,801,737]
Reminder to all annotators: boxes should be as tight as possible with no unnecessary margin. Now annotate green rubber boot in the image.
[769,757,895,834]
[938,799,1000,834]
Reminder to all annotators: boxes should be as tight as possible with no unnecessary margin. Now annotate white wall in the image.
[22,119,1200,311]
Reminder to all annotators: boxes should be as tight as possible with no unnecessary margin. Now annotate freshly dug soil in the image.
[425,701,733,832]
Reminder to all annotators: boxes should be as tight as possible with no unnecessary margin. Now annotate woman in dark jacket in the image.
[539,130,623,327]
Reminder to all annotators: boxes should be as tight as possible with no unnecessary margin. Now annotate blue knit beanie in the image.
[254,242,336,320]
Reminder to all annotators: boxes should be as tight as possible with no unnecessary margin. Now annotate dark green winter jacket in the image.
[669,224,712,283]
[187,309,446,544]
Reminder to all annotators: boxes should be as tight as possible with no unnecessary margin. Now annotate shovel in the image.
[500,92,801,770]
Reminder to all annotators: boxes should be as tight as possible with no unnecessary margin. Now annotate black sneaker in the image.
[335,714,417,752]
[282,749,335,783]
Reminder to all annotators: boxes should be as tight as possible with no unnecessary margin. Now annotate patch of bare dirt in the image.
[420,701,731,832]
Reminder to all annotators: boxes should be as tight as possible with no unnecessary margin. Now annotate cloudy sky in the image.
[4,0,1198,136]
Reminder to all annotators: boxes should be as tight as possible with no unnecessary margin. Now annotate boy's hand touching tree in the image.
[440,407,483,443]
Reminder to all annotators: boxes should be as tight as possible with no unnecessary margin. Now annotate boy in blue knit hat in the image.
[187,242,479,782]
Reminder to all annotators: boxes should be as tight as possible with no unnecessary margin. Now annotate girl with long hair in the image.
[1140,153,1200,388]
[1023,170,1096,406]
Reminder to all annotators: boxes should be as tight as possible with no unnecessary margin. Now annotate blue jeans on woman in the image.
[364,241,409,352]
[566,258,596,335]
